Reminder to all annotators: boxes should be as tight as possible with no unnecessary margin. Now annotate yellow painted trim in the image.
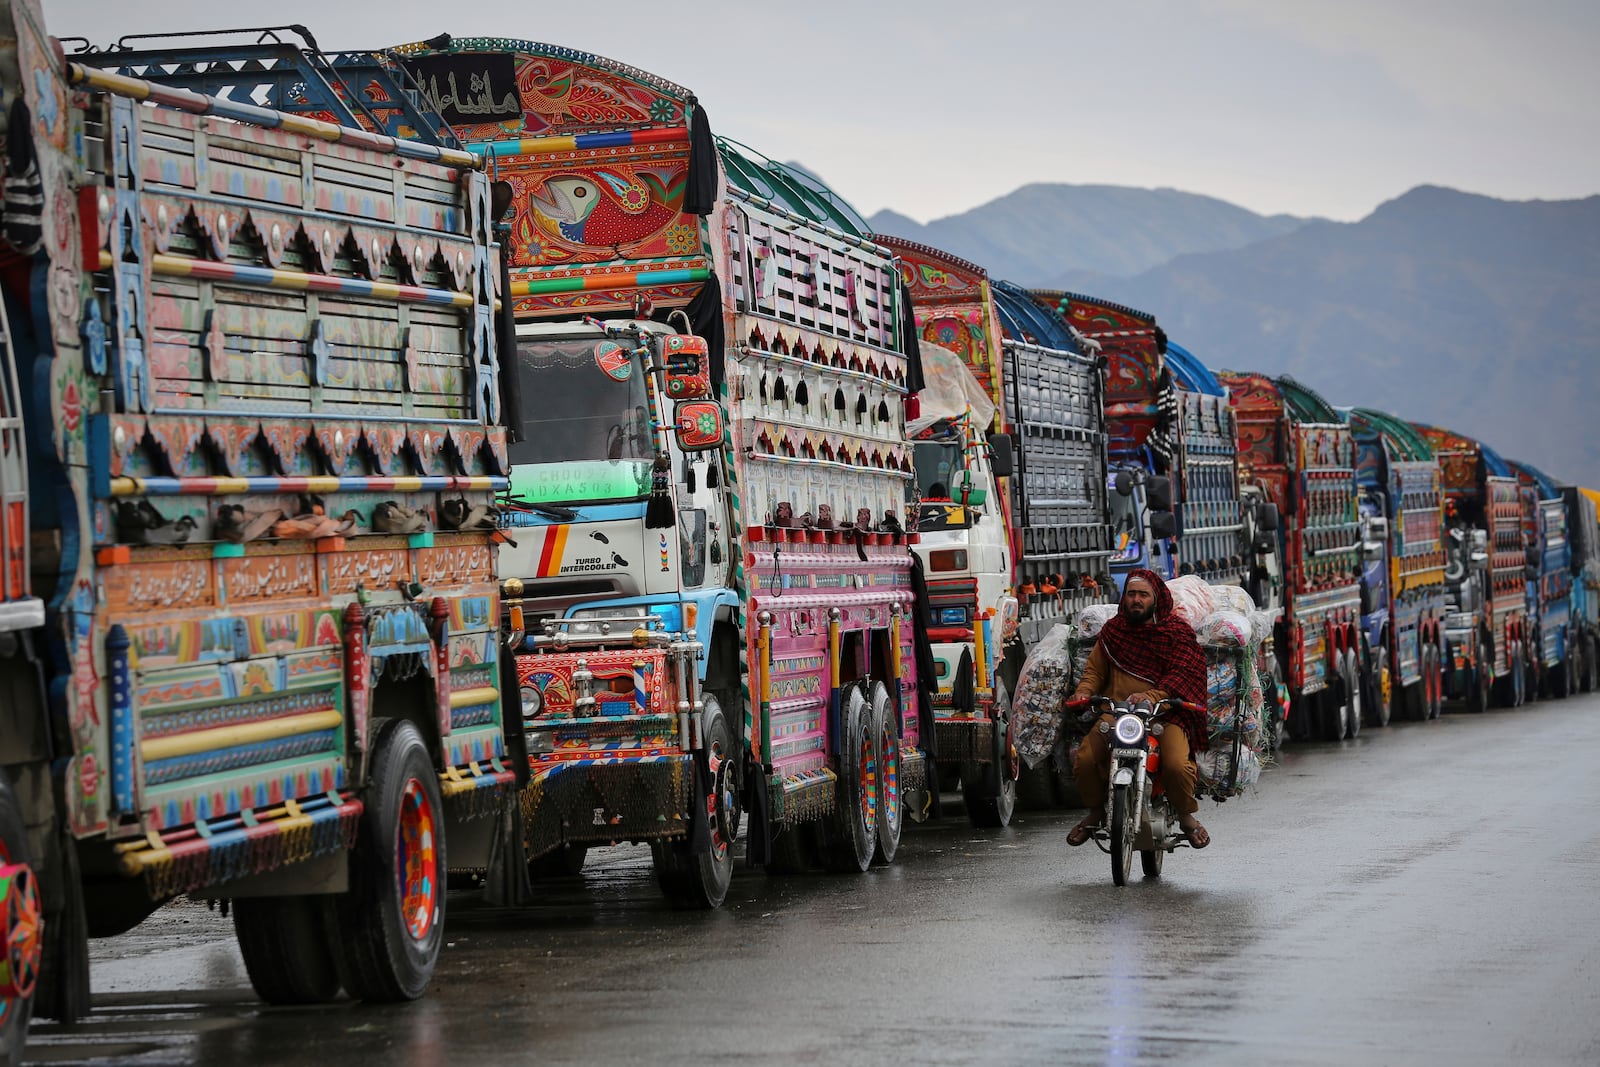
[448,686,500,709]
[140,709,344,762]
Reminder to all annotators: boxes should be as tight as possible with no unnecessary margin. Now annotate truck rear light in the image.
[929,549,967,572]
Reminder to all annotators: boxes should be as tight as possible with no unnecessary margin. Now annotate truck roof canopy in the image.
[1346,407,1435,461]
[716,138,873,238]
[1510,461,1561,498]
[1276,375,1342,424]
[1164,340,1225,397]
[990,280,1079,350]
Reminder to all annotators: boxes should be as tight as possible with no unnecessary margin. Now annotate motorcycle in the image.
[1066,694,1200,885]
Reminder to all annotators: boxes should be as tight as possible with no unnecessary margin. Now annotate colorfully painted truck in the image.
[1030,291,1176,589]
[1030,292,1265,597]
[1344,408,1448,722]
[385,38,925,893]
[2,7,514,1053]
[1562,486,1600,693]
[1411,425,1532,708]
[1509,461,1575,699]
[877,238,1112,826]
[1219,374,1364,741]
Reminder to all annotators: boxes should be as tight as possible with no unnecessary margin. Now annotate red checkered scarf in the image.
[1096,569,1210,751]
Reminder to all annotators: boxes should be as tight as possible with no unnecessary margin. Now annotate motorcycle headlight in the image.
[1113,714,1145,745]
[520,685,543,719]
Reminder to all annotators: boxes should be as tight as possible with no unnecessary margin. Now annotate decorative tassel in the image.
[707,457,720,488]
[645,452,675,529]
[683,458,696,495]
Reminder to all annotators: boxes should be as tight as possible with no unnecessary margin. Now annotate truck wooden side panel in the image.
[719,196,919,800]
[29,58,507,886]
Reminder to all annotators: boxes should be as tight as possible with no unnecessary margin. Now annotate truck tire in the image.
[821,684,877,873]
[0,774,40,1067]
[870,682,903,866]
[329,719,445,1002]
[1584,635,1599,693]
[962,683,1017,828]
[651,694,736,909]
[1343,650,1363,739]
[1017,763,1060,810]
[233,895,342,1005]
[1367,644,1391,728]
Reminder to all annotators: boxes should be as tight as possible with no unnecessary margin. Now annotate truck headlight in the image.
[520,685,543,719]
[1113,714,1145,745]
[567,604,647,635]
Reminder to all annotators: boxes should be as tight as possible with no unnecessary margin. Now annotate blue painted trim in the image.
[107,624,134,814]
[501,501,648,529]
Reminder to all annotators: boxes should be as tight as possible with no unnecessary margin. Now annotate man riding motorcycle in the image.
[1065,569,1213,849]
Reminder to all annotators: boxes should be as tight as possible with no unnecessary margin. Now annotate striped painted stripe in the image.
[469,127,688,157]
[509,267,710,297]
[533,524,570,577]
[109,474,508,498]
[111,252,479,308]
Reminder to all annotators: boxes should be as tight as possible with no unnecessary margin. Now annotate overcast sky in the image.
[43,0,1600,223]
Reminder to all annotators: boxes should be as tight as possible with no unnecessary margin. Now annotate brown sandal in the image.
[1184,823,1211,849]
[1066,815,1103,847]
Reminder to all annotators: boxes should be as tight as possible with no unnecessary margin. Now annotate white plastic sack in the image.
[1209,584,1257,616]
[1197,609,1252,649]
[1165,574,1216,630]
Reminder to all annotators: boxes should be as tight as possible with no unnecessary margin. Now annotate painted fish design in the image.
[527,168,683,248]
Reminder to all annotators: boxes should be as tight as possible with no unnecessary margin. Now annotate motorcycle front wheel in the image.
[1110,784,1135,886]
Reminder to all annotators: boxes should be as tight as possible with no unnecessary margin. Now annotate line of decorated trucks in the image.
[0,5,1594,1056]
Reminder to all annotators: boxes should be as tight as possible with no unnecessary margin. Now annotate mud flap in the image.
[742,753,772,867]
[481,795,532,907]
[483,643,532,906]
[686,746,712,856]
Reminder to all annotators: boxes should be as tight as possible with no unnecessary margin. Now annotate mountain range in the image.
[868,185,1599,484]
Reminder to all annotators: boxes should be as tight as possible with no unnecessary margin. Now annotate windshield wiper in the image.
[501,496,578,522]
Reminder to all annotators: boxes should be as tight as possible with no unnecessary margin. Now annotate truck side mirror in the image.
[1257,502,1280,532]
[1149,510,1178,540]
[1113,471,1135,497]
[1146,475,1172,511]
[661,334,711,399]
[985,431,1014,479]
[673,400,725,451]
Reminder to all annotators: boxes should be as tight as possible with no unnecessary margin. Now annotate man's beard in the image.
[1124,602,1155,624]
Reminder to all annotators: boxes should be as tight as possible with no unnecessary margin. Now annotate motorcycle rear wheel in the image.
[1109,785,1135,887]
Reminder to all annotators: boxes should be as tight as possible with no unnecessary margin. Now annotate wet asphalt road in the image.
[24,693,1600,1067]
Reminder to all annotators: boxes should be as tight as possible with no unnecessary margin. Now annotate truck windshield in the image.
[1109,482,1143,566]
[911,440,971,531]
[507,336,653,505]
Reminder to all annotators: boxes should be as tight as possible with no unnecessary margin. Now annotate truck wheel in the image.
[0,774,41,1067]
[1584,635,1599,693]
[1017,763,1059,810]
[651,694,736,909]
[1467,636,1490,714]
[1367,645,1391,728]
[962,683,1017,828]
[329,719,445,1002]
[233,895,342,1004]
[1343,651,1363,739]
[1318,682,1348,743]
[1549,649,1572,700]
[821,684,877,873]
[870,682,903,866]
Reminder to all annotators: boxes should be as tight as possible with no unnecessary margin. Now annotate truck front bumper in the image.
[521,754,694,856]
